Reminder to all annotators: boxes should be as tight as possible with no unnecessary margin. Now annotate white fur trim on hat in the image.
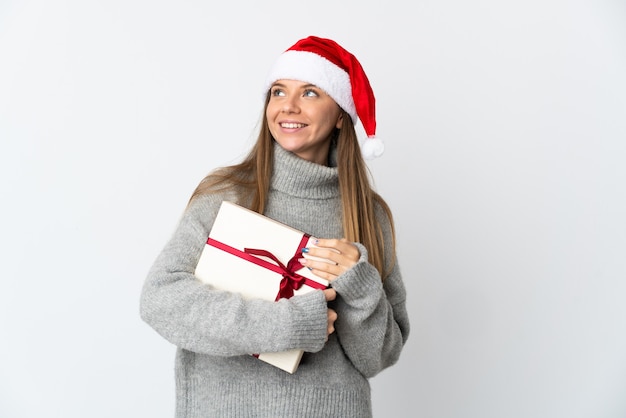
[264,50,358,123]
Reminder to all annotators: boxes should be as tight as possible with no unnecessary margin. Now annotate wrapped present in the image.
[194,200,330,373]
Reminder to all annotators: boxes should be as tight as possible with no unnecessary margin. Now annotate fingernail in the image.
[301,248,309,253]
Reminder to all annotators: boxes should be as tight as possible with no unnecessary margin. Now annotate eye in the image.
[271,87,285,97]
[303,89,319,97]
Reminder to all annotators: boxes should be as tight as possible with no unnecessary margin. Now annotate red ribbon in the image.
[206,234,326,301]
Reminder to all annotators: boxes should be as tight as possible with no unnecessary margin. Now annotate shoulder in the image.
[184,190,242,233]
[192,166,255,207]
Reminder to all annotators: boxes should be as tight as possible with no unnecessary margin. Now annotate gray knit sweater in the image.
[140,144,410,417]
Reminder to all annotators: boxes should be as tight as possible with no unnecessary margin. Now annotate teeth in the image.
[281,122,305,129]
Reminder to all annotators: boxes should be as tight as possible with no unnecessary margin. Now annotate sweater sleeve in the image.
[329,212,410,378]
[139,194,329,356]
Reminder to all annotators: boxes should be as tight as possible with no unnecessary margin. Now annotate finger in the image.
[323,288,336,302]
[300,250,356,274]
[328,308,337,321]
[306,238,360,264]
[301,246,342,268]
[300,244,340,264]
[298,257,342,281]
[327,309,337,336]
[315,238,358,255]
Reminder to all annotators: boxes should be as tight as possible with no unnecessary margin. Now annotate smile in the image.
[280,122,307,129]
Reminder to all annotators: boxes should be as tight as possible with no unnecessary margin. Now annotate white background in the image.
[1,1,625,417]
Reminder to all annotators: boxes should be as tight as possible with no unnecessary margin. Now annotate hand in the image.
[324,287,337,340]
[299,238,360,282]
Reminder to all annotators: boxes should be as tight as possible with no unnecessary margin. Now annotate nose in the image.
[282,95,300,114]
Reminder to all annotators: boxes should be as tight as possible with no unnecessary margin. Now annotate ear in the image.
[335,112,344,129]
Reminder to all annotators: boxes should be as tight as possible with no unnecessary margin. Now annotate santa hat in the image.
[264,36,384,159]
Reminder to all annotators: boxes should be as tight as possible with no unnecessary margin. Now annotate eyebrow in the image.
[271,82,319,89]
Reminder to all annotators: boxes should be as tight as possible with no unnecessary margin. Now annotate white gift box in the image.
[194,201,329,373]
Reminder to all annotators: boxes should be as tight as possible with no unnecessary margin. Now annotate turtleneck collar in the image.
[270,142,340,200]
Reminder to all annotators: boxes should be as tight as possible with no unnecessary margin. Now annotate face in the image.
[266,79,343,165]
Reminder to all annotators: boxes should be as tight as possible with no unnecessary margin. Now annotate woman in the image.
[140,36,410,417]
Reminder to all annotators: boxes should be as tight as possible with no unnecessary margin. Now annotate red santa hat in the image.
[264,36,384,159]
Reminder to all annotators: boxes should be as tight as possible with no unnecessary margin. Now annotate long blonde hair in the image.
[190,94,396,280]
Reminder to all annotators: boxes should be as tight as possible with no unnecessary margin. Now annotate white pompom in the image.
[361,137,385,160]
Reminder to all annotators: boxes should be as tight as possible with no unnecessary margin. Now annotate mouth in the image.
[280,122,307,129]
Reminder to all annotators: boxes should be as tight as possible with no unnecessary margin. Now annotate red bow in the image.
[244,248,306,300]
